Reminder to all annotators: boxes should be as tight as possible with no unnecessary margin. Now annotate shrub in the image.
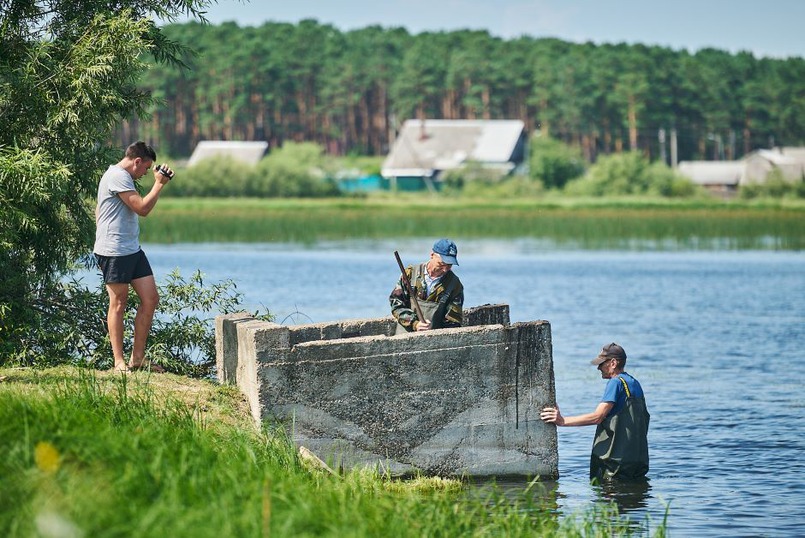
[2,267,272,377]
[140,143,343,198]
[442,161,545,197]
[251,142,340,197]
[169,156,255,197]
[564,152,700,197]
[528,135,586,189]
[739,169,805,199]
[442,161,505,190]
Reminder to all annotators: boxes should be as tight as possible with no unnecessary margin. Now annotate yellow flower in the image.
[34,441,61,474]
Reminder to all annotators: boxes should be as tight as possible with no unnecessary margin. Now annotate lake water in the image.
[130,239,804,536]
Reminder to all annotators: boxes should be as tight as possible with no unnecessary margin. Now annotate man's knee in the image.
[106,284,129,312]
[139,290,159,311]
[131,276,159,311]
[108,300,126,315]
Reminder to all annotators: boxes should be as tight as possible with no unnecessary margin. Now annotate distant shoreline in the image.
[140,196,805,250]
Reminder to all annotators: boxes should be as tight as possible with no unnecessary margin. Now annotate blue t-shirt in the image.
[601,372,644,417]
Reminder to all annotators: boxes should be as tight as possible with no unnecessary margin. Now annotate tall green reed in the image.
[141,198,805,250]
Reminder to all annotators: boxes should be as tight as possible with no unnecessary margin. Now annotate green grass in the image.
[0,367,664,537]
[140,195,805,249]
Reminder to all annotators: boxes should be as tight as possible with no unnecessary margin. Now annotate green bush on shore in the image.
[529,135,587,189]
[0,368,665,537]
[442,148,700,199]
[739,169,805,199]
[564,152,702,197]
[150,142,341,198]
[1,269,271,376]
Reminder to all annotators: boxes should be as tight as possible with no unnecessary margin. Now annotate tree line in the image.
[116,19,805,162]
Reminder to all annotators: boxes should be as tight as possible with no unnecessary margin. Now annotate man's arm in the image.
[118,171,170,216]
[540,402,614,427]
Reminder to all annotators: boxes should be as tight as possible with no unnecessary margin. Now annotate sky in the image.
[170,0,805,59]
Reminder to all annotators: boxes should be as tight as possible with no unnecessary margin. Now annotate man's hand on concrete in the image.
[540,406,565,426]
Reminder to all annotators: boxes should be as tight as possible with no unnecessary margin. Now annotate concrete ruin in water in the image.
[215,304,559,479]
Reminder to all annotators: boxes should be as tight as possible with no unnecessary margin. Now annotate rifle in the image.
[394,251,427,325]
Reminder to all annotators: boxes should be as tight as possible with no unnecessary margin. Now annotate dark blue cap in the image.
[432,238,459,265]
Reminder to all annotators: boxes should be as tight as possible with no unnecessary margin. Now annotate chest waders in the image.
[395,265,458,335]
[590,376,650,481]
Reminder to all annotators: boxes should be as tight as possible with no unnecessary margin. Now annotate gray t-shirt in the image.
[94,165,140,256]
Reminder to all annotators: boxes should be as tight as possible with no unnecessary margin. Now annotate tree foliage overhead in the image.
[124,20,805,162]
[0,0,213,361]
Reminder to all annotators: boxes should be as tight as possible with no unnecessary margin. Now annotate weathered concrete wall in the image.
[215,304,558,479]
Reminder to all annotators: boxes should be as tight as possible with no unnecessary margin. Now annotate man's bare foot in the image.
[111,363,130,373]
[128,361,165,373]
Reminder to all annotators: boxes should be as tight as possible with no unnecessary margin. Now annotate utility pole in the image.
[670,128,678,169]
[658,128,667,165]
[729,130,736,160]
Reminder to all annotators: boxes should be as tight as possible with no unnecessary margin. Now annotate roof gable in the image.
[677,161,744,185]
[382,120,525,178]
[188,141,268,166]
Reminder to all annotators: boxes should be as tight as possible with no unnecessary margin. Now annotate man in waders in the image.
[540,343,650,481]
[389,239,464,334]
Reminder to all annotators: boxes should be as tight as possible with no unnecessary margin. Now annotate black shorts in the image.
[95,250,153,284]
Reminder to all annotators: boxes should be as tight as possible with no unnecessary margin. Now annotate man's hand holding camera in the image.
[153,163,175,183]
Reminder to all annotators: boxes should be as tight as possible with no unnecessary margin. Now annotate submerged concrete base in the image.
[215,304,558,479]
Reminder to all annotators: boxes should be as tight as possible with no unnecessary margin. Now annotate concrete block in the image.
[215,312,255,384]
[216,306,558,479]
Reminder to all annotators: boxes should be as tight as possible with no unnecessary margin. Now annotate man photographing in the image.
[94,141,174,373]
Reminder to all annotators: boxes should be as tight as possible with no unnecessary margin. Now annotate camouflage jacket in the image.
[389,262,464,332]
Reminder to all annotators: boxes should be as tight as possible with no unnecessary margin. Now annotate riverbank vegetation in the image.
[2,269,271,374]
[0,367,666,537]
[141,196,805,250]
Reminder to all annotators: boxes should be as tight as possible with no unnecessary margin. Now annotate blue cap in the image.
[432,238,459,265]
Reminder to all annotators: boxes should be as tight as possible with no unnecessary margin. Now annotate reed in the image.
[141,197,805,250]
[0,367,663,537]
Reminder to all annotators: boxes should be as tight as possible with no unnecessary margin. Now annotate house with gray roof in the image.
[741,147,805,184]
[677,160,745,195]
[678,146,805,196]
[381,120,527,191]
[188,140,269,167]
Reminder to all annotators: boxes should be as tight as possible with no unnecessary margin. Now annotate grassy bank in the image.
[0,367,663,537]
[141,196,805,250]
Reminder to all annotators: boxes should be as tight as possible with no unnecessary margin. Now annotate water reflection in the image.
[472,477,656,533]
[594,477,652,513]
[487,477,653,516]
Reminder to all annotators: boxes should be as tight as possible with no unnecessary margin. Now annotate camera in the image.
[154,164,175,179]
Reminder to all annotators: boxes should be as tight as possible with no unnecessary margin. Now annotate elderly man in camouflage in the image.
[390,238,464,334]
